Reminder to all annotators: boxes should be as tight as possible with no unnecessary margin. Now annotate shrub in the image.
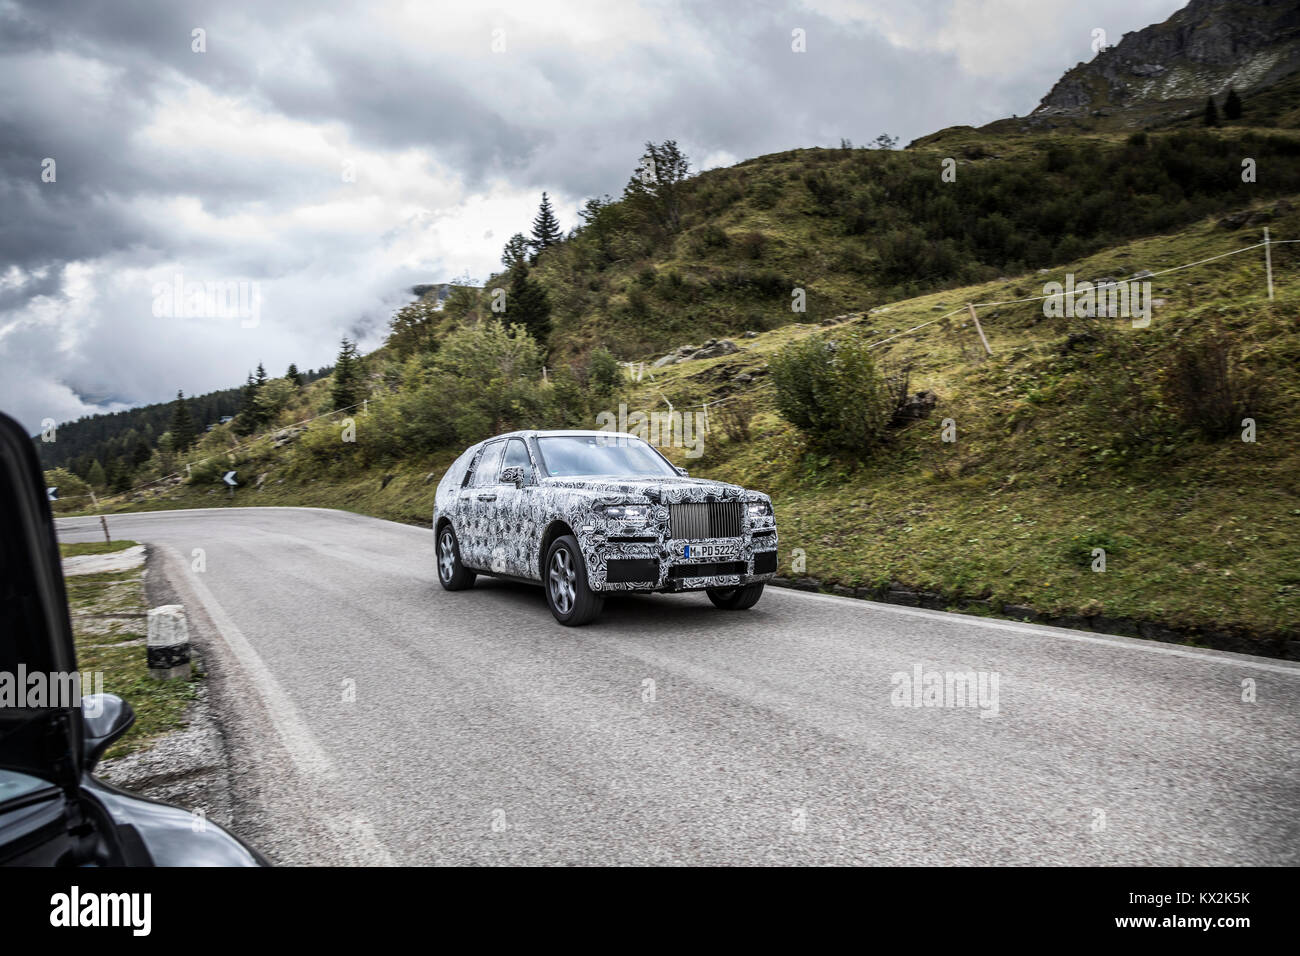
[716,397,755,443]
[1161,327,1261,439]
[769,332,895,454]
[587,347,622,394]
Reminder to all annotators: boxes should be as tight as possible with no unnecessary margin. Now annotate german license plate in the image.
[683,542,737,560]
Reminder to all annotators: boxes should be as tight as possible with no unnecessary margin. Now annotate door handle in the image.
[477,493,497,501]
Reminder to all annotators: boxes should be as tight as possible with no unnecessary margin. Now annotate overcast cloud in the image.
[0,0,1185,433]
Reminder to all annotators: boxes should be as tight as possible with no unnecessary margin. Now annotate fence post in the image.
[99,515,111,543]
[966,303,993,358]
[1264,227,1274,301]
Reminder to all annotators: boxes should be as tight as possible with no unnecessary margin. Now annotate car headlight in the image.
[746,500,773,518]
[596,503,651,522]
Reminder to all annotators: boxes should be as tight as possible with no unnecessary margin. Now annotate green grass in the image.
[60,538,139,558]
[62,540,195,759]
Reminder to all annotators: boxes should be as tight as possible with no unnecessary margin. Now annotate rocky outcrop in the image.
[1031,0,1300,124]
[652,338,741,366]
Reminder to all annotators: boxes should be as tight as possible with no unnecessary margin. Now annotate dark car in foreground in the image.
[433,430,778,624]
[0,411,265,866]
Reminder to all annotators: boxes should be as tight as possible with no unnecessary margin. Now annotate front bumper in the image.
[584,520,778,593]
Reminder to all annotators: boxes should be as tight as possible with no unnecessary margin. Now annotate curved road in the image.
[57,507,1300,865]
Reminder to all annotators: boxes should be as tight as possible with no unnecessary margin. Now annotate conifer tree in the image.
[169,390,197,452]
[332,337,363,410]
[1224,87,1242,121]
[530,192,562,258]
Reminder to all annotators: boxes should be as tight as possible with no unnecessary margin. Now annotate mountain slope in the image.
[1023,0,1300,130]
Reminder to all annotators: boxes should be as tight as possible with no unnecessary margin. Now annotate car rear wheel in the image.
[544,534,603,625]
[706,583,764,610]
[436,526,476,591]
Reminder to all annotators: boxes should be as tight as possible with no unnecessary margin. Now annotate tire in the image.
[544,534,603,625]
[707,583,764,610]
[436,525,476,591]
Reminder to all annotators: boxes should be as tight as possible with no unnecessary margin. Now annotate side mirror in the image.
[675,466,689,477]
[82,693,135,772]
[500,466,525,487]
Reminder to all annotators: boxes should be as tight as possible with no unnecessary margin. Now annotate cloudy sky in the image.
[0,0,1185,433]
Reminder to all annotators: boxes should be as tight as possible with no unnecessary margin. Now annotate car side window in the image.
[469,442,505,488]
[502,439,533,484]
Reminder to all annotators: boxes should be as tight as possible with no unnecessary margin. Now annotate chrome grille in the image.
[670,501,743,539]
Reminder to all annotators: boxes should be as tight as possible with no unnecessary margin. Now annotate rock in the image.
[686,339,740,361]
[380,473,396,490]
[733,372,753,383]
[424,472,437,485]
[853,586,881,601]
[1063,330,1099,351]
[886,588,920,606]
[919,591,946,609]
[1131,269,1155,279]
[830,584,855,598]
[272,426,306,448]
[651,353,679,368]
[742,330,758,338]
[893,390,938,423]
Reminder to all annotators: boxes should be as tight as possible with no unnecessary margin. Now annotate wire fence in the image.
[48,230,1294,506]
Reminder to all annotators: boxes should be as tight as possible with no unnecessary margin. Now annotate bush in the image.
[716,397,755,443]
[587,347,622,394]
[769,332,895,454]
[1161,328,1261,439]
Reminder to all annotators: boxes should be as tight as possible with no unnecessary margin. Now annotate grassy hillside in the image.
[498,127,1300,363]
[68,187,1300,653]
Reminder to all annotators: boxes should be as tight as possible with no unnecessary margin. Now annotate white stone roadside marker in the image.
[147,605,191,680]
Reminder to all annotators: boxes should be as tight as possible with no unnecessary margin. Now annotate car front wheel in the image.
[707,583,764,610]
[436,525,476,591]
[544,534,603,625]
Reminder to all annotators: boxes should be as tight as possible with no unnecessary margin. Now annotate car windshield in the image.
[537,436,678,478]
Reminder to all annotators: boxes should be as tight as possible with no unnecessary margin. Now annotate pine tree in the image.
[502,232,530,270]
[505,266,552,344]
[1224,87,1242,121]
[1203,96,1219,127]
[332,337,363,410]
[87,459,106,488]
[530,192,562,258]
[623,140,690,235]
[286,363,302,387]
[169,391,197,453]
[255,362,268,387]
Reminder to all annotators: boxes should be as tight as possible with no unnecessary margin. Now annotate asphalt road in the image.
[57,507,1300,865]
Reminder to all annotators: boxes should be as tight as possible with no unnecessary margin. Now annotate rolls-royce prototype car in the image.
[433,430,778,624]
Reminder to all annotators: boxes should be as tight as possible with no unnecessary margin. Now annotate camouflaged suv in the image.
[433,430,778,624]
